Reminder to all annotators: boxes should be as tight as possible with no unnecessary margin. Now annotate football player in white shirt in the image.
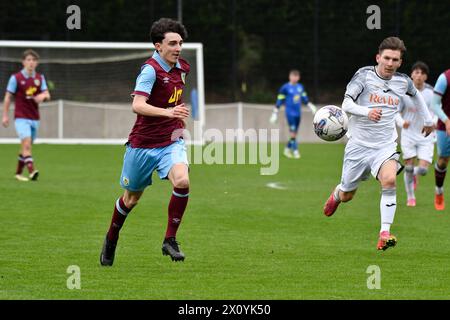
[323,37,434,251]
[395,62,436,207]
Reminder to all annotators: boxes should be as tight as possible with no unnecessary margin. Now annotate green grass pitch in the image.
[0,143,449,299]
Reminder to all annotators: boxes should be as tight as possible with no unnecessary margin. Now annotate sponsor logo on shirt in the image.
[169,87,183,104]
[25,86,37,96]
[369,93,399,106]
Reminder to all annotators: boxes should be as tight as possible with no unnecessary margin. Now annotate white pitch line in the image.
[266,182,288,190]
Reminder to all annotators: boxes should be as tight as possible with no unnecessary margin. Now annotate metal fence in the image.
[0,101,327,144]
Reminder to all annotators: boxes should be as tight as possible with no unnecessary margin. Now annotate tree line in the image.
[1,0,449,103]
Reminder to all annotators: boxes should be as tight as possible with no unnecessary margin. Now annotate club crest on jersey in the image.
[123,177,129,186]
[181,72,186,84]
[34,79,40,86]
[163,77,170,84]
[21,81,26,85]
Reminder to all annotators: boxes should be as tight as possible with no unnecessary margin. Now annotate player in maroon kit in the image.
[100,18,191,265]
[431,68,450,210]
[2,49,51,181]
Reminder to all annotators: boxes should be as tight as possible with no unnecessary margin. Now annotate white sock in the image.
[380,188,396,233]
[333,184,341,202]
[436,186,444,195]
[404,166,415,200]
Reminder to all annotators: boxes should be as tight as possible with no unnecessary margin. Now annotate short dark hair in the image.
[411,61,429,75]
[289,69,300,76]
[150,18,188,44]
[378,36,407,57]
[22,49,39,60]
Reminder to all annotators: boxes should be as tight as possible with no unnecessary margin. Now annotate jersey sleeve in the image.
[431,93,448,122]
[405,76,418,97]
[301,90,309,104]
[276,85,286,107]
[411,90,433,126]
[131,65,156,98]
[434,73,448,96]
[344,69,366,101]
[40,75,48,91]
[6,75,17,94]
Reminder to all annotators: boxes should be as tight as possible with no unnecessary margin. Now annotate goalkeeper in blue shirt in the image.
[270,69,317,158]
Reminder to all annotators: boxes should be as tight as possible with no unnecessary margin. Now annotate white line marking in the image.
[266,182,288,190]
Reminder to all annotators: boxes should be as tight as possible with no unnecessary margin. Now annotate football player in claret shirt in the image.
[322,37,434,251]
[431,68,450,211]
[100,18,191,265]
[2,49,51,182]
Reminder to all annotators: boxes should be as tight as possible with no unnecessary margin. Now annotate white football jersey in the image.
[344,66,418,148]
[399,83,434,142]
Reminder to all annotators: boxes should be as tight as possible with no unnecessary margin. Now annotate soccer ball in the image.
[312,105,349,141]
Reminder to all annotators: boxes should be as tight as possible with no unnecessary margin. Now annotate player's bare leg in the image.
[162,163,190,261]
[323,186,356,217]
[434,157,448,211]
[100,190,142,266]
[404,158,416,206]
[377,160,398,251]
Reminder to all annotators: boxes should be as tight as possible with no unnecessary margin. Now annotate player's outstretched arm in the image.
[342,97,381,121]
[2,92,12,128]
[132,95,189,119]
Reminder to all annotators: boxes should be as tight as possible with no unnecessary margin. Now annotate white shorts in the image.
[340,141,403,192]
[401,135,434,163]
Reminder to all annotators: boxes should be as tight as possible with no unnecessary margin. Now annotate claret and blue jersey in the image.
[121,50,190,192]
[6,68,48,120]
